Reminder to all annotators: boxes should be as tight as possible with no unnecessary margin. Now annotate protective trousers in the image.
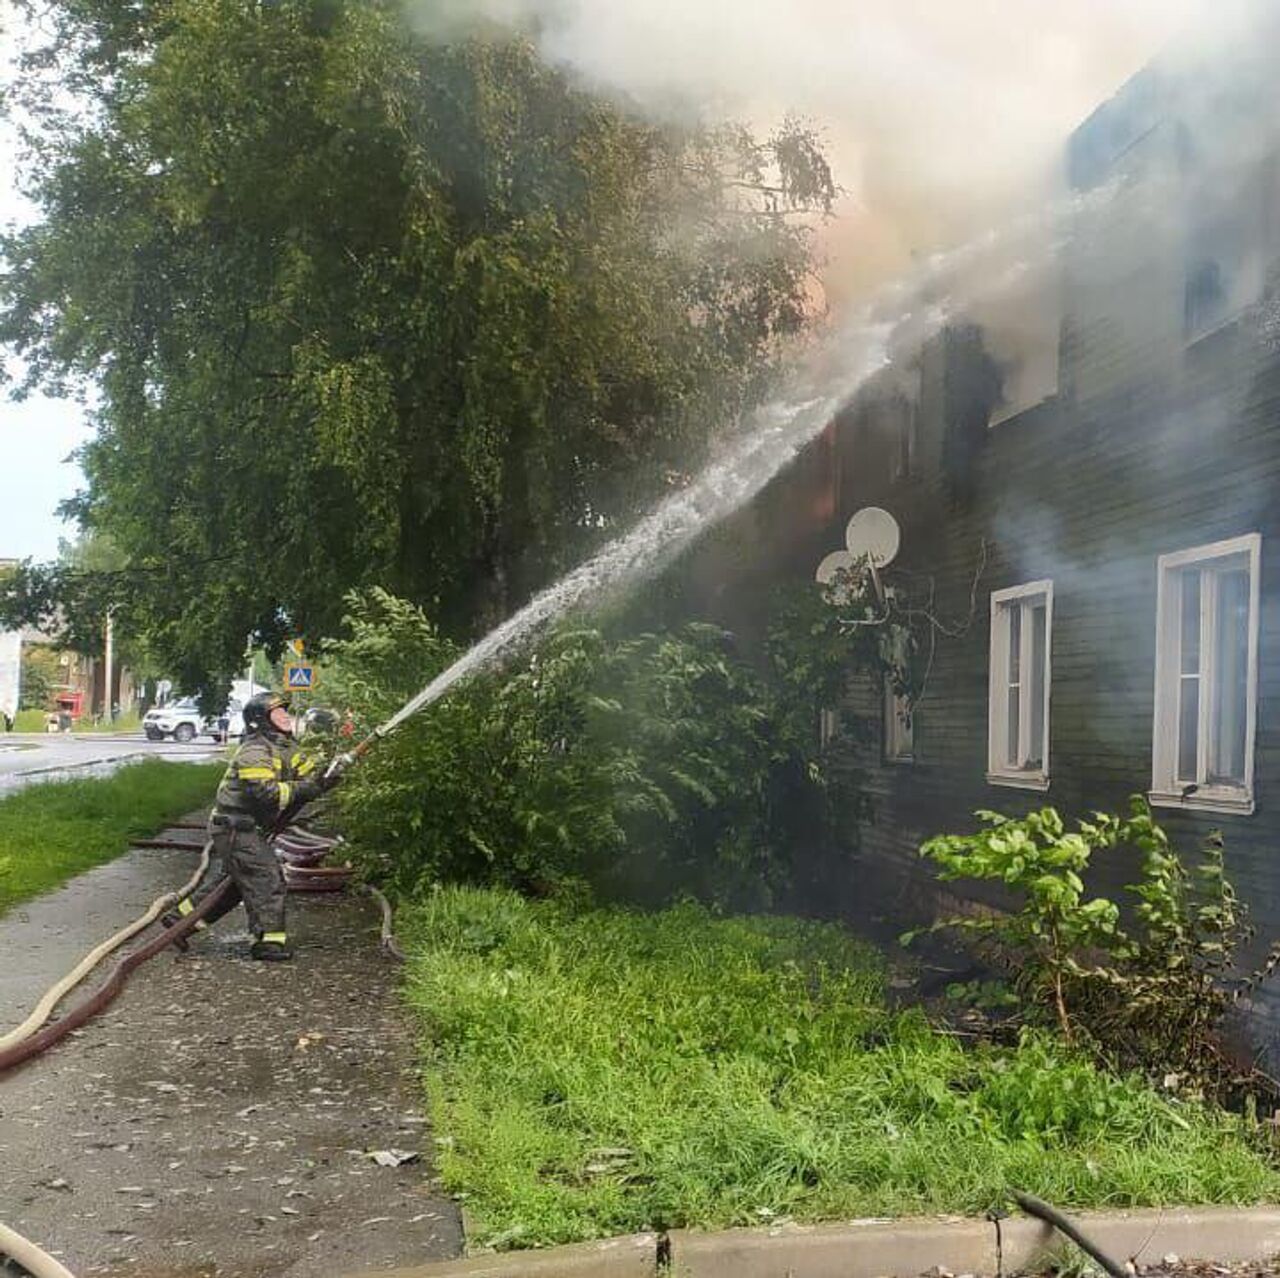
[187,825,286,938]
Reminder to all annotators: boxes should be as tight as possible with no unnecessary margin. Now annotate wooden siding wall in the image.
[811,218,1280,1067]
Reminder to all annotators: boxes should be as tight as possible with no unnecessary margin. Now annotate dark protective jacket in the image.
[214,729,323,829]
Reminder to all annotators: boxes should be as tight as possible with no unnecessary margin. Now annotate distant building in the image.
[0,557,123,721]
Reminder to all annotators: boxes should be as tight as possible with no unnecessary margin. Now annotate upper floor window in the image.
[1182,157,1274,344]
[1151,535,1260,815]
[1185,258,1228,339]
[988,581,1053,790]
[884,627,915,764]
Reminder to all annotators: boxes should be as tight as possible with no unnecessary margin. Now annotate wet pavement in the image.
[0,736,218,797]
[0,835,463,1277]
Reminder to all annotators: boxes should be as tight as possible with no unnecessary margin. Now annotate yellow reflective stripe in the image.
[295,755,317,776]
[177,899,194,916]
[272,757,283,774]
[262,932,288,944]
[277,782,293,810]
[238,767,276,780]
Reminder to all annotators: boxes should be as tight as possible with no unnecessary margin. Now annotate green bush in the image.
[18,646,58,710]
[913,799,1274,1096]
[321,590,841,908]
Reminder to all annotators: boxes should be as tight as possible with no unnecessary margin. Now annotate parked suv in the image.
[143,698,207,743]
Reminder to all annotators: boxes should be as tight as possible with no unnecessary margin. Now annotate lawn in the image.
[403,887,1280,1251]
[0,760,223,914]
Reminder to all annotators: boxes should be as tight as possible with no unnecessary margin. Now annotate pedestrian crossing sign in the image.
[286,664,315,690]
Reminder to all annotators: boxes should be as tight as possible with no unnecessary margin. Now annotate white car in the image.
[143,698,207,743]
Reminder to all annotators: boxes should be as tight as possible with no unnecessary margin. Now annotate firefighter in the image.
[163,691,347,960]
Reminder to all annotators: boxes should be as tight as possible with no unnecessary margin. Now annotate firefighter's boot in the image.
[250,932,294,961]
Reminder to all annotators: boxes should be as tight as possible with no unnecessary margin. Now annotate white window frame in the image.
[1150,534,1261,816]
[987,580,1053,791]
[884,681,915,764]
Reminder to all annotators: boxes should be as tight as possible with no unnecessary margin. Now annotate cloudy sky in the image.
[0,0,1215,563]
[0,15,93,562]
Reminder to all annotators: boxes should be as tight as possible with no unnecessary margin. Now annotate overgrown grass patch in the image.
[404,887,1280,1250]
[0,760,223,914]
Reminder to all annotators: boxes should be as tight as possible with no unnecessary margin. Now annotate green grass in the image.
[11,709,46,732]
[0,760,223,914]
[403,887,1280,1250]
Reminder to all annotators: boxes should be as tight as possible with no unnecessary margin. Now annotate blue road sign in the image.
[286,664,314,690]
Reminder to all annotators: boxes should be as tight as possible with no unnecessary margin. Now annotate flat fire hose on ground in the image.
[0,876,234,1073]
[0,686,440,1075]
[0,842,214,1056]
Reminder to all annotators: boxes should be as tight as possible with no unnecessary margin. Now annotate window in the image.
[889,392,917,483]
[884,683,914,763]
[818,707,839,749]
[988,581,1053,789]
[884,626,915,763]
[1151,535,1260,815]
[1185,258,1227,339]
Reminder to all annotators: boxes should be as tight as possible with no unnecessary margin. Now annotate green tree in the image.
[1,0,832,692]
[18,645,59,711]
[318,589,849,909]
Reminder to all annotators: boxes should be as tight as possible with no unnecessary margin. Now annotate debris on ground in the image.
[0,854,462,1278]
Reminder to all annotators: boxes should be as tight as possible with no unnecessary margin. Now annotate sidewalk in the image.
[0,838,462,1277]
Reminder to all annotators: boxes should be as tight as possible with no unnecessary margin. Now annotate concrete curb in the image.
[668,1207,1280,1277]
[350,1206,1280,1278]
[999,1207,1280,1273]
[367,1233,660,1277]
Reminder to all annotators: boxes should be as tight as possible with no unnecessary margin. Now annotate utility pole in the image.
[104,610,114,724]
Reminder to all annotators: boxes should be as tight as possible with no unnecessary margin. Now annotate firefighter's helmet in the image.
[243,692,291,736]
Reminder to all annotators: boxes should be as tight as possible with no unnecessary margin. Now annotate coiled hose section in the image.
[0,868,404,1074]
[0,1222,78,1278]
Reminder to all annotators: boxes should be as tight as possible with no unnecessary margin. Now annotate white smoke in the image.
[411,0,1218,297]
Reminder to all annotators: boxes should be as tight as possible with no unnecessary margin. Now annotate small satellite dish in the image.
[815,550,856,603]
[845,507,901,568]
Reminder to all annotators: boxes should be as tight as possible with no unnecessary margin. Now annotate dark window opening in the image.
[1185,258,1228,339]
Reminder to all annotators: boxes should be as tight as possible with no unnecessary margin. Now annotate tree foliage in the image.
[318,588,849,909]
[2,0,833,691]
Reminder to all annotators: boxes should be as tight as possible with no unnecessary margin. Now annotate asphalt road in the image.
[0,734,219,796]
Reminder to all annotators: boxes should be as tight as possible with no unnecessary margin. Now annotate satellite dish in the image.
[845,507,901,568]
[815,550,856,603]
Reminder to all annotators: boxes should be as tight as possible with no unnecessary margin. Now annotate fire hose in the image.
[0,876,234,1073]
[0,692,433,1075]
[0,843,214,1056]
[0,1222,78,1278]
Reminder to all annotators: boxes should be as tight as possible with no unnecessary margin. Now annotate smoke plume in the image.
[411,0,1219,300]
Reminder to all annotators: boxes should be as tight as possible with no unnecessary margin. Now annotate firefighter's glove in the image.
[322,752,355,791]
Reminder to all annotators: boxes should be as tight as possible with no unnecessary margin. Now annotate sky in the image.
[0,17,93,563]
[0,0,1214,564]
